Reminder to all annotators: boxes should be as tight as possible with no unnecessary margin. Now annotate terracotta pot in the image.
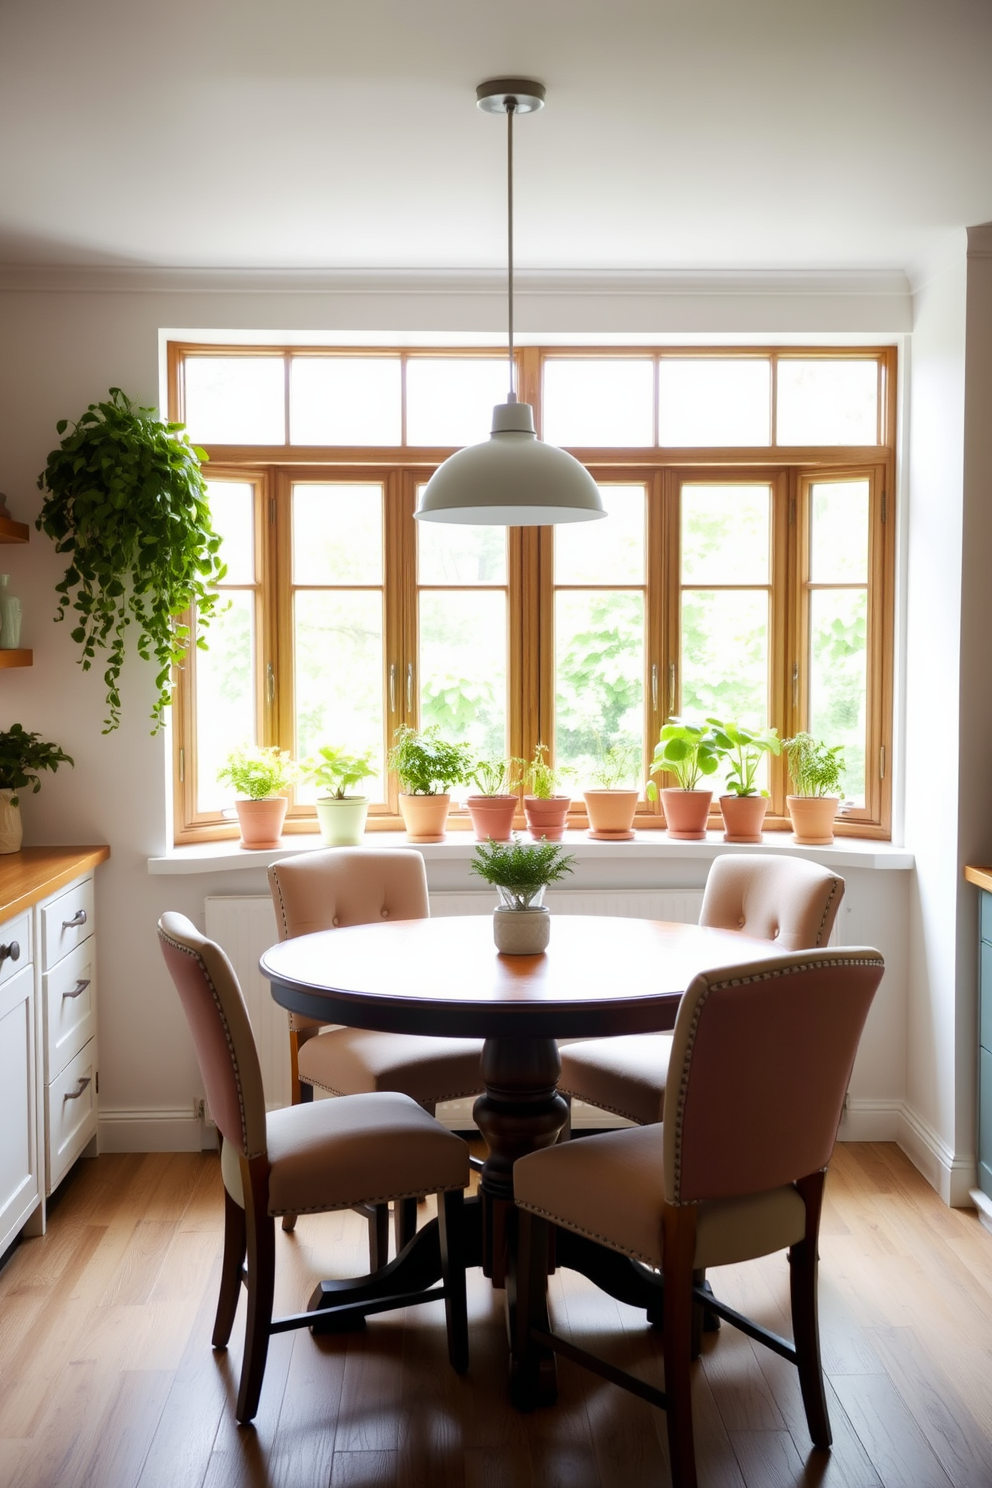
[660,788,713,841]
[315,796,369,847]
[493,907,551,955]
[0,789,23,854]
[235,796,288,850]
[787,795,839,846]
[466,794,518,842]
[399,792,450,843]
[719,793,768,844]
[523,795,571,842]
[583,789,639,841]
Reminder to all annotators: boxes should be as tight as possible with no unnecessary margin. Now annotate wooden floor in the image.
[0,1143,990,1488]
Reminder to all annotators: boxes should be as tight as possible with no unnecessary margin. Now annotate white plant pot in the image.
[315,796,369,847]
[0,789,23,854]
[493,906,551,955]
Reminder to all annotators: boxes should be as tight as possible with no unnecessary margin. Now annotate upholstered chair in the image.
[511,945,884,1488]
[158,912,469,1425]
[558,854,844,1129]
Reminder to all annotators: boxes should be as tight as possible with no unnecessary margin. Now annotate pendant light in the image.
[415,79,605,527]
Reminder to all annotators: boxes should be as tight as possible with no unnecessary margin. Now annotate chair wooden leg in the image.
[438,1188,469,1374]
[509,1208,557,1410]
[395,1197,418,1254]
[662,1204,699,1488]
[213,1188,247,1348]
[237,1158,276,1426]
[367,1203,390,1272]
[791,1171,831,1449]
[281,1050,311,1231]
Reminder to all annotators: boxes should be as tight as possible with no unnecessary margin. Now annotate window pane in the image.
[681,589,768,728]
[659,360,770,446]
[681,485,770,585]
[809,589,867,806]
[292,485,383,586]
[183,357,285,444]
[777,360,878,445]
[195,592,255,813]
[555,591,644,783]
[419,591,507,761]
[810,480,869,583]
[543,360,653,447]
[555,486,645,585]
[206,481,254,585]
[294,591,384,802]
[406,359,509,446]
[417,519,506,585]
[289,357,402,445]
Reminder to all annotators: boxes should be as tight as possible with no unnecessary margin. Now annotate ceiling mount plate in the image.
[476,78,546,114]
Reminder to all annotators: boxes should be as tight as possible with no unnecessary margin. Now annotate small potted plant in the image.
[465,755,520,842]
[708,720,782,843]
[387,725,473,843]
[304,745,377,847]
[582,739,641,840]
[0,724,74,854]
[518,744,573,842]
[645,717,721,840]
[218,743,298,850]
[470,835,576,954]
[782,732,846,844]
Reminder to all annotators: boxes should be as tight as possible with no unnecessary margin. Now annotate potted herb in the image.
[707,720,782,844]
[218,743,298,850]
[582,739,641,840]
[387,725,473,843]
[304,745,377,847]
[0,724,74,854]
[36,388,226,734]
[645,717,721,840]
[517,744,573,842]
[471,836,575,954]
[782,732,846,844]
[466,755,520,842]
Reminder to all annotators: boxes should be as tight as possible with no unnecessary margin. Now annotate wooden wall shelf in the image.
[0,516,29,544]
[0,650,32,669]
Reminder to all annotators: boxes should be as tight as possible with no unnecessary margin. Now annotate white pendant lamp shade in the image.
[415,400,605,526]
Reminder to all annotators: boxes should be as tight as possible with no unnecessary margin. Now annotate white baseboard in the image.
[98,1108,213,1153]
[838,1097,901,1141]
[896,1102,976,1208]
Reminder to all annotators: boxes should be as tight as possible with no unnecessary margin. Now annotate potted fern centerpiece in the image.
[218,743,298,849]
[646,717,721,840]
[304,745,376,847]
[387,725,473,843]
[708,720,782,843]
[470,836,575,954]
[465,755,520,842]
[783,732,846,844]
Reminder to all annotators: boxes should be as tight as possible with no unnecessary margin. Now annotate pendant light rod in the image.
[506,98,515,402]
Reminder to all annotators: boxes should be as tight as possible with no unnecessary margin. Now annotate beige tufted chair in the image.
[511,946,884,1488]
[158,912,469,1425]
[558,854,844,1129]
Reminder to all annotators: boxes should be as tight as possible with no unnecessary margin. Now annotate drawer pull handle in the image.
[64,1076,92,1102]
[62,910,88,929]
[0,940,20,964]
[63,978,91,1000]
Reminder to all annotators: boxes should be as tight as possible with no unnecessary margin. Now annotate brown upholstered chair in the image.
[158,912,469,1425]
[558,854,844,1128]
[511,946,884,1488]
[268,848,485,1254]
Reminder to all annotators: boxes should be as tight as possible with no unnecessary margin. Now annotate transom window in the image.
[169,344,895,843]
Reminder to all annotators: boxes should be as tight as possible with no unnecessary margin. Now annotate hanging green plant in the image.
[36,387,226,733]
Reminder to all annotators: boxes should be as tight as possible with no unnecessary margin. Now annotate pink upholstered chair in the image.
[158,912,469,1425]
[558,854,845,1129]
[268,848,485,1255]
[511,945,884,1488]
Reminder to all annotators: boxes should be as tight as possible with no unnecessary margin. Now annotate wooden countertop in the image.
[0,846,110,922]
[965,865,992,893]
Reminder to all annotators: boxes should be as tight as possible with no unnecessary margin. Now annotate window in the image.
[170,344,895,842]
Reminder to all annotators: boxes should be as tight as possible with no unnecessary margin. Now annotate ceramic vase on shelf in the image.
[0,790,23,853]
[0,575,22,649]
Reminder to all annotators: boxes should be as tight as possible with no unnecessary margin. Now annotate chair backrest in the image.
[158,912,267,1162]
[663,946,883,1204]
[699,853,843,950]
[268,847,430,941]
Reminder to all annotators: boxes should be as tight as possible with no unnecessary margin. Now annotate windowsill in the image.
[147,830,914,876]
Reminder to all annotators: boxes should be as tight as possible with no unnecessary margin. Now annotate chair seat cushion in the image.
[298,1029,484,1106]
[558,1034,672,1126]
[514,1124,806,1269]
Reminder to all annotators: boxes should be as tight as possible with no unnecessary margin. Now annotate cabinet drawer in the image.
[45,937,96,1081]
[0,910,30,988]
[47,1038,98,1194]
[42,878,94,970]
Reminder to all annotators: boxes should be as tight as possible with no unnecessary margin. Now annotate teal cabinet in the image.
[980,891,992,1201]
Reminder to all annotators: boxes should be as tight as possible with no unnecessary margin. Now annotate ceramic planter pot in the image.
[235,796,288,850]
[0,789,22,854]
[719,793,768,844]
[466,794,518,842]
[787,795,839,845]
[493,906,551,955]
[523,795,571,842]
[661,788,713,841]
[583,789,639,841]
[315,795,369,847]
[399,792,450,843]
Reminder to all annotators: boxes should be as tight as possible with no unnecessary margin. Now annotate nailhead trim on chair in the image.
[270,1177,467,1217]
[302,1074,485,1107]
[814,879,842,946]
[516,1198,660,1269]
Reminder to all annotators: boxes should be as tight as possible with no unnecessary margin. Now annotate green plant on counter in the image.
[708,720,782,797]
[218,743,297,800]
[783,732,846,797]
[387,725,473,795]
[470,835,576,909]
[304,745,376,800]
[0,724,74,805]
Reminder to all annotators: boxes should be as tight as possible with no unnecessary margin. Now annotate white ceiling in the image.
[2,0,990,277]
